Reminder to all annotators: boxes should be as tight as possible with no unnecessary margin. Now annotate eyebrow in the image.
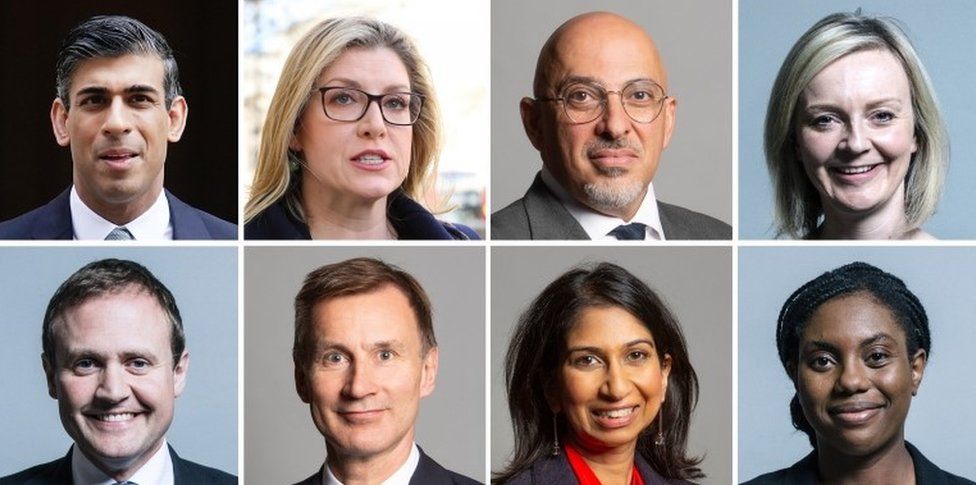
[565,338,656,354]
[804,332,895,353]
[314,338,408,354]
[804,98,905,112]
[321,77,411,93]
[74,85,161,98]
[555,76,660,92]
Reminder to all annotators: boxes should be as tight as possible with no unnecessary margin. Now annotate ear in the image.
[167,96,188,142]
[42,353,58,399]
[419,346,439,398]
[295,360,311,403]
[172,351,190,398]
[910,348,927,396]
[660,353,672,403]
[520,97,544,151]
[51,98,71,147]
[660,96,677,150]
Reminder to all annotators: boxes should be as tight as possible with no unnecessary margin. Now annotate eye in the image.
[327,90,360,106]
[810,115,837,129]
[625,350,649,362]
[129,94,155,106]
[382,95,409,111]
[866,350,890,367]
[78,95,107,108]
[322,351,348,367]
[128,358,152,373]
[871,111,895,124]
[808,353,835,371]
[562,86,602,107]
[572,354,602,368]
[377,349,395,361]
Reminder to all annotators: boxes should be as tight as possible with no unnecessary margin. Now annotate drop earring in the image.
[551,414,560,456]
[654,411,665,446]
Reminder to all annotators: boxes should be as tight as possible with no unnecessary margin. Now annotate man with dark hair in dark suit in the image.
[0,258,236,484]
[0,15,235,240]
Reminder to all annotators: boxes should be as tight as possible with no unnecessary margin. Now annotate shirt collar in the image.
[540,168,665,240]
[70,186,173,240]
[323,443,420,485]
[71,439,174,485]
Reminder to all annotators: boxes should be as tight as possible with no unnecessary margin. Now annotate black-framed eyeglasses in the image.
[315,86,425,126]
[537,79,669,124]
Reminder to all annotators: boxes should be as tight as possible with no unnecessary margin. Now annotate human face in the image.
[523,13,676,220]
[51,54,187,222]
[796,49,917,220]
[291,47,413,204]
[296,285,437,462]
[553,305,671,453]
[795,292,925,457]
[43,288,188,478]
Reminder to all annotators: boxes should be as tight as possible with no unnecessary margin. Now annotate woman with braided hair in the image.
[744,262,973,484]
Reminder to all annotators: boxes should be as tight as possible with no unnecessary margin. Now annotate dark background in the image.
[0,1,238,224]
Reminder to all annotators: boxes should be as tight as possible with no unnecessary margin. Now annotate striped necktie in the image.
[608,222,646,240]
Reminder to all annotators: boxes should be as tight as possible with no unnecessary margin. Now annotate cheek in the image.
[873,126,917,160]
[797,129,835,166]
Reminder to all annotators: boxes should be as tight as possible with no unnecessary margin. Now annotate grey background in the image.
[491,247,732,484]
[739,247,976,481]
[245,247,486,484]
[490,0,732,225]
[0,247,238,476]
[739,0,976,239]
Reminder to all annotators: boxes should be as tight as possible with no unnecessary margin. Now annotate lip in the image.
[828,402,885,426]
[84,411,143,430]
[588,149,638,168]
[827,162,882,184]
[350,149,392,172]
[337,408,386,424]
[97,147,140,170]
[590,405,640,429]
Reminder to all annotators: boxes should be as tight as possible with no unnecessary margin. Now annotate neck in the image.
[75,182,161,226]
[816,437,915,485]
[818,187,925,240]
[325,437,414,485]
[83,439,164,482]
[301,179,394,240]
[571,437,638,485]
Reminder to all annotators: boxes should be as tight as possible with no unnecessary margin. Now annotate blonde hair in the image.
[765,11,948,238]
[244,17,442,223]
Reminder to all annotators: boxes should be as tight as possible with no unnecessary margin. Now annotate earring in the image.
[654,411,665,446]
[551,414,560,456]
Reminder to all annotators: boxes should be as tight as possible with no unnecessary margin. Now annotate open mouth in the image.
[354,154,386,166]
[830,164,879,176]
[591,405,639,428]
[92,412,136,422]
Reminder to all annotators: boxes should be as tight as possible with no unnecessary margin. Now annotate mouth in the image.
[350,150,392,171]
[828,402,886,426]
[98,149,140,169]
[590,405,639,429]
[337,408,386,424]
[828,163,881,181]
[588,149,638,168]
[84,411,143,430]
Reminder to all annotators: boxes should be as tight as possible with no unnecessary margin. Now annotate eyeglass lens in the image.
[561,81,666,124]
[321,88,422,125]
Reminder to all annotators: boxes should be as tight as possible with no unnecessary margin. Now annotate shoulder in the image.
[657,200,731,240]
[906,441,976,484]
[497,454,574,485]
[0,454,71,484]
[0,206,45,239]
[414,448,483,484]
[389,193,481,240]
[491,197,531,239]
[244,198,310,240]
[0,190,72,240]
[166,191,237,240]
[171,448,237,484]
[740,451,816,485]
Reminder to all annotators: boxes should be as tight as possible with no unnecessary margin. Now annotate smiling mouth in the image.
[590,405,640,429]
[830,164,879,175]
[354,154,386,166]
[91,412,137,422]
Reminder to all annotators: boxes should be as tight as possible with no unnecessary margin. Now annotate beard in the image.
[582,165,646,212]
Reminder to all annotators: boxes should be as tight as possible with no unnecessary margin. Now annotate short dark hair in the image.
[776,261,931,447]
[43,258,185,366]
[56,15,182,108]
[293,258,437,370]
[495,262,702,482]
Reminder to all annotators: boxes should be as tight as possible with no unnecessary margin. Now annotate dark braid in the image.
[775,261,930,446]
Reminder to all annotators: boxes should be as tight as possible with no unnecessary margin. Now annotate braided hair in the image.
[775,261,930,447]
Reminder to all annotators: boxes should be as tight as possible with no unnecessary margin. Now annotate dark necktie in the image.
[105,227,135,240]
[608,222,646,240]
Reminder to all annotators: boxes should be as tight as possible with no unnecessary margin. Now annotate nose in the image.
[342,362,378,399]
[101,97,133,136]
[595,92,630,140]
[94,364,130,403]
[834,361,870,395]
[840,121,869,154]
[599,361,632,401]
[356,99,387,140]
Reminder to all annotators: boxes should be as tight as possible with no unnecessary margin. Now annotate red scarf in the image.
[564,442,645,485]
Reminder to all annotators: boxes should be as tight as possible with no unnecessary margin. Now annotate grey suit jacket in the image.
[491,173,731,240]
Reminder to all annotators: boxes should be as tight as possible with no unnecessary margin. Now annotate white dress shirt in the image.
[71,439,174,485]
[70,186,173,240]
[540,169,666,240]
[323,443,420,485]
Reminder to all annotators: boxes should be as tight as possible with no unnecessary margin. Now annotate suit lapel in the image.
[31,189,74,240]
[523,174,589,240]
[165,190,209,240]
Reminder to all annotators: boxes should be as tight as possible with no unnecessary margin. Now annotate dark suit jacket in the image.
[742,441,974,485]
[294,448,482,485]
[491,173,731,240]
[0,445,237,484]
[245,190,479,240]
[0,188,237,240]
[504,451,693,485]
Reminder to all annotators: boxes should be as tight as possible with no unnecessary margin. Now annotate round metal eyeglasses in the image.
[315,86,425,126]
[537,80,669,124]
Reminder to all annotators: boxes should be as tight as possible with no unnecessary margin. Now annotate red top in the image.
[565,442,645,485]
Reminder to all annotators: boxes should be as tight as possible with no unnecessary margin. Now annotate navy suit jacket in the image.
[742,441,974,485]
[0,445,237,485]
[293,448,481,485]
[504,451,693,485]
[492,172,731,240]
[0,189,237,240]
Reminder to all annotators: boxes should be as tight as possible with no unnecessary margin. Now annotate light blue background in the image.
[739,0,976,239]
[739,247,976,481]
[0,247,238,476]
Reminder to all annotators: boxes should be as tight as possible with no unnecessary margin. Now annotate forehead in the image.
[56,289,171,353]
[310,284,421,346]
[68,53,166,94]
[803,49,911,102]
[566,305,654,346]
[317,47,410,90]
[547,21,665,88]
[803,292,906,344]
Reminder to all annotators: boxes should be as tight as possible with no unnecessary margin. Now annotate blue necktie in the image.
[609,222,646,240]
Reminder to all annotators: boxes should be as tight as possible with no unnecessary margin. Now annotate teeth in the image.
[836,165,873,175]
[94,413,135,422]
[357,155,384,165]
[595,407,634,419]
